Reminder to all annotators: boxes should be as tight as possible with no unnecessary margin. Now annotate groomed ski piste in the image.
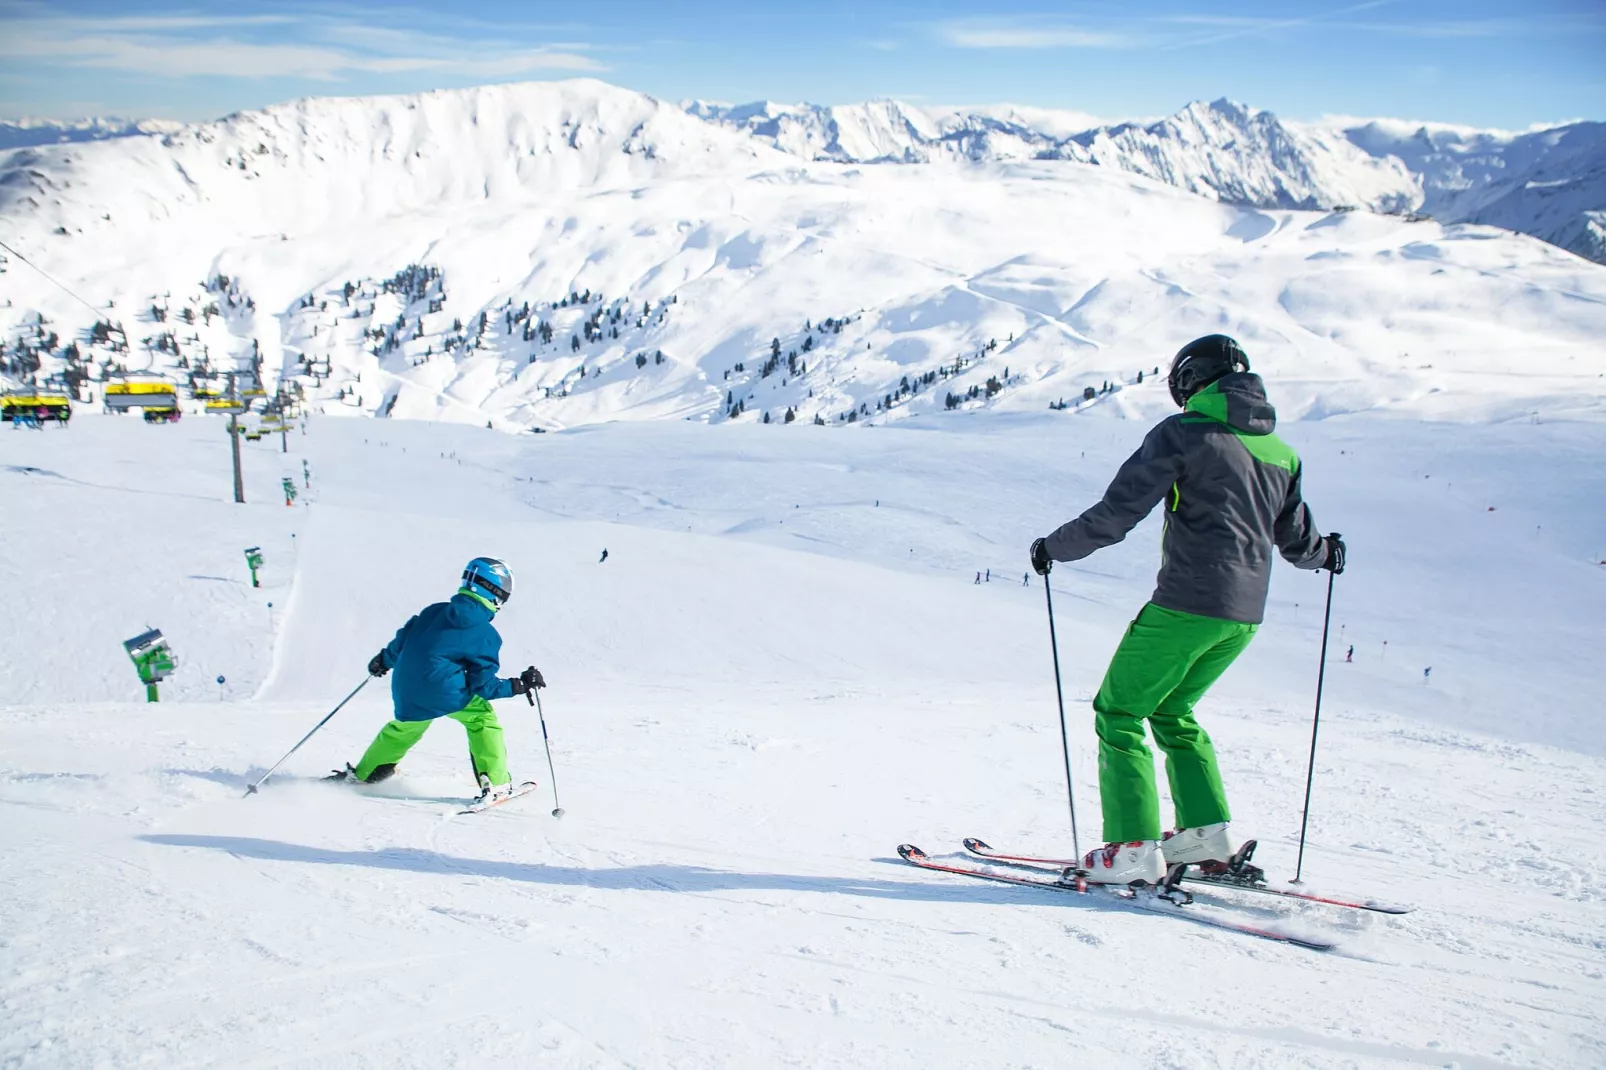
[3,404,1604,1068]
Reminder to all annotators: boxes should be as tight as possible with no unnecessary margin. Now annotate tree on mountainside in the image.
[572,334,581,352]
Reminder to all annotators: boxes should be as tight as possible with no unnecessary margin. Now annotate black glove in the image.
[1029,537,1052,576]
[508,666,546,695]
[367,652,389,677]
[1320,532,1346,575]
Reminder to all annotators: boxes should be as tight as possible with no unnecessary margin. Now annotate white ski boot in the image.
[1161,823,1234,866]
[475,773,515,804]
[1080,840,1167,885]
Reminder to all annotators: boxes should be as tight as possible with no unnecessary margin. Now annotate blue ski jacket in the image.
[378,593,514,722]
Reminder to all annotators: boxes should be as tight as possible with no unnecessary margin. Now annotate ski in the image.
[458,780,540,815]
[898,845,1335,951]
[962,837,1410,915]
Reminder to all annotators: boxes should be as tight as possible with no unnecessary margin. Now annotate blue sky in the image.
[2,0,1602,129]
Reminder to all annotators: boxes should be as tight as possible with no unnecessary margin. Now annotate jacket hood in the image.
[1184,372,1276,435]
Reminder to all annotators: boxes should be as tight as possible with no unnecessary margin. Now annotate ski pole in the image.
[528,687,565,817]
[1042,573,1085,882]
[1292,561,1339,883]
[243,676,370,796]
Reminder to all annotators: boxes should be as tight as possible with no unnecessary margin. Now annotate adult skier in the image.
[328,557,545,802]
[1029,335,1344,885]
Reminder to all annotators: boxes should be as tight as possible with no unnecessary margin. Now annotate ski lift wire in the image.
[0,236,118,325]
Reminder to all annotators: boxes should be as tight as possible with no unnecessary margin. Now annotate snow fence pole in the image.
[528,687,565,817]
[1042,573,1085,882]
[243,676,370,796]
[1292,564,1338,883]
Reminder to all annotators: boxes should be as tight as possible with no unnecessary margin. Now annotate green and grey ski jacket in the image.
[1043,373,1326,624]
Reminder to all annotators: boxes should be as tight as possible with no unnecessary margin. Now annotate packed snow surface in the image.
[2,405,1604,1068]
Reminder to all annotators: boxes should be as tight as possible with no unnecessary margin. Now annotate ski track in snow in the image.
[1,411,1604,1068]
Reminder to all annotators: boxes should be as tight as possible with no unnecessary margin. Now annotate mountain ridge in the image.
[11,80,1596,263]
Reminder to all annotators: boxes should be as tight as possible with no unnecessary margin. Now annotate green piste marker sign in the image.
[245,546,264,588]
[123,629,176,703]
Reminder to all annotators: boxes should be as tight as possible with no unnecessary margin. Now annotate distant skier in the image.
[599,548,609,563]
[328,557,544,802]
[1030,335,1344,885]
[1023,573,1030,587]
[974,571,982,585]
[1424,666,1431,681]
[1346,644,1354,663]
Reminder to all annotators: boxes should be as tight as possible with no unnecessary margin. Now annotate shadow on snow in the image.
[141,833,1084,908]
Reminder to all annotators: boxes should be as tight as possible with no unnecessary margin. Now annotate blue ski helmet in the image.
[460,557,513,608]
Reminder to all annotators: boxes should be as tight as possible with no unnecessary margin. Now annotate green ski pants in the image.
[353,696,509,786]
[1093,603,1257,842]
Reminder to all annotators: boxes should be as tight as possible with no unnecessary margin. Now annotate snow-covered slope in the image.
[2,406,1603,1067]
[3,80,1602,435]
[4,76,1604,1070]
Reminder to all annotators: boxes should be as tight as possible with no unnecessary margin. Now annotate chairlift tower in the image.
[228,372,245,503]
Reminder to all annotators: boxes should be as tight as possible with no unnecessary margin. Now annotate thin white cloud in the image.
[0,3,607,81]
[1155,1,1394,50]
[929,2,1542,54]
[934,18,1132,50]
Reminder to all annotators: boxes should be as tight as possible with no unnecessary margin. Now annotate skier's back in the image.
[330,557,545,801]
[1030,335,1344,884]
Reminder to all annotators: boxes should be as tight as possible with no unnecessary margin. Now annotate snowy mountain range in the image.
[689,96,1604,264]
[0,116,180,152]
[16,84,1598,262]
[2,78,1601,433]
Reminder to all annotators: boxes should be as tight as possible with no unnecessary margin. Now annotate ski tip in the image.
[897,844,928,863]
[1288,937,1338,952]
[961,837,991,852]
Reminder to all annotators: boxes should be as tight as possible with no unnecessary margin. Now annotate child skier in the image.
[329,557,544,802]
[1029,335,1344,885]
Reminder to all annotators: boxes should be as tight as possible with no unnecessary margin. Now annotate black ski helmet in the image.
[1168,334,1249,407]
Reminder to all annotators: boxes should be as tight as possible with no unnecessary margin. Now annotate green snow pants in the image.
[353,696,510,786]
[1093,603,1257,842]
